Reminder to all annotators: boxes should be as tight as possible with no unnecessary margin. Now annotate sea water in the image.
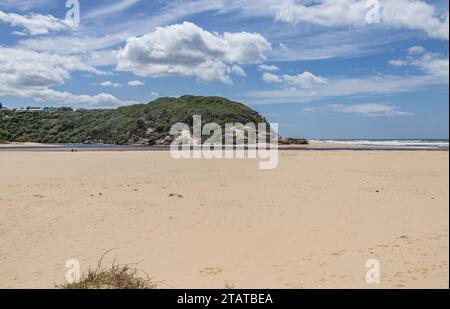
[311,139,449,150]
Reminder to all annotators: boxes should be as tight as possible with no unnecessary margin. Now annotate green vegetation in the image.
[0,96,269,145]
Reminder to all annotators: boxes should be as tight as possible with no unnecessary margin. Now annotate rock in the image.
[169,193,184,198]
[279,138,309,145]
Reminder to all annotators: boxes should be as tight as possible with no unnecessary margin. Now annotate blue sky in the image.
[0,0,448,139]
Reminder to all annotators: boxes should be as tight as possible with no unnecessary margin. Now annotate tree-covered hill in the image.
[0,96,271,145]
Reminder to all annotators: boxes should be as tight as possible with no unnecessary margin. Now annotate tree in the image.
[0,102,3,109]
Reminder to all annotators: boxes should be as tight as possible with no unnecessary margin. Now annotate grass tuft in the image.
[57,252,157,289]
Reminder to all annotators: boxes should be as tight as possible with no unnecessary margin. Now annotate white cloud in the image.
[414,53,449,81]
[282,72,329,89]
[128,80,145,87]
[279,43,288,51]
[388,59,407,67]
[0,47,131,108]
[0,47,104,87]
[317,103,413,117]
[19,33,129,55]
[0,10,71,35]
[12,0,448,66]
[12,30,27,36]
[86,0,141,19]
[408,45,426,55]
[271,25,414,62]
[259,64,279,72]
[246,73,447,104]
[229,65,247,77]
[17,0,228,55]
[99,81,122,88]
[262,72,328,89]
[389,47,449,81]
[262,72,282,83]
[381,0,449,40]
[84,49,120,67]
[232,0,449,40]
[30,89,130,109]
[303,103,413,117]
[250,46,448,105]
[116,22,271,83]
[150,91,160,98]
[0,0,56,11]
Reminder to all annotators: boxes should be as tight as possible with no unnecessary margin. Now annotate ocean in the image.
[311,139,449,149]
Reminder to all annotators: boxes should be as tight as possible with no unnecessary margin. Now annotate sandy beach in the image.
[0,148,448,289]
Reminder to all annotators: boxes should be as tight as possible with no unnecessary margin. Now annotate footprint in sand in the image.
[330,250,346,257]
[199,267,224,275]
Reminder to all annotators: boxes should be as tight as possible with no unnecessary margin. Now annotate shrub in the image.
[57,253,157,289]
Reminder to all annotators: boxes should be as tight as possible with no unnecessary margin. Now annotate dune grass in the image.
[57,252,157,289]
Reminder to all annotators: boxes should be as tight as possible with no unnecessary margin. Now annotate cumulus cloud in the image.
[30,90,128,108]
[0,47,104,87]
[415,53,449,81]
[128,80,145,87]
[282,72,329,89]
[389,47,449,81]
[116,22,271,83]
[262,72,282,83]
[0,47,131,108]
[262,71,328,89]
[266,0,449,40]
[0,10,72,35]
[229,65,247,77]
[251,45,448,105]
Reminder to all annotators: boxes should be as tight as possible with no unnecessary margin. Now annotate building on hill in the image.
[43,107,58,112]
[26,107,44,112]
[0,102,11,112]
[11,106,72,113]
